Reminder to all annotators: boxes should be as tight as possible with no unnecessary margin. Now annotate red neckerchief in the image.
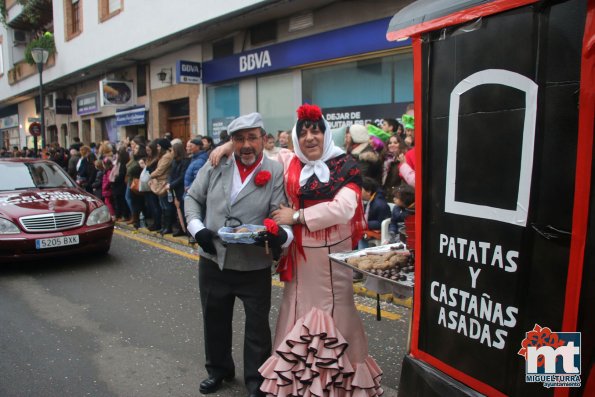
[235,153,263,183]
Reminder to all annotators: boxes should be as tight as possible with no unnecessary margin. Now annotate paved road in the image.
[0,229,410,396]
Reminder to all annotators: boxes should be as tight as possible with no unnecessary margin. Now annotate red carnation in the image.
[297,103,322,121]
[263,218,279,236]
[254,170,271,186]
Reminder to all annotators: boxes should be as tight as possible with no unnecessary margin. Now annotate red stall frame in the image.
[387,0,595,396]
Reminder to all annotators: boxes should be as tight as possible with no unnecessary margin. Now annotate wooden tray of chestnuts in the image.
[328,243,415,289]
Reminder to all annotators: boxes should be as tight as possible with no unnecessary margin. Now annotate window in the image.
[64,0,83,40]
[72,1,80,34]
[136,64,147,97]
[302,54,413,108]
[257,73,295,134]
[99,0,122,22]
[206,83,239,139]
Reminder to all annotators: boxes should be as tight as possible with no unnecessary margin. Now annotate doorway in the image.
[165,98,190,142]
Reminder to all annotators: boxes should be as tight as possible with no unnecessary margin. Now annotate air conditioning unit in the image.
[13,30,29,46]
[44,92,56,109]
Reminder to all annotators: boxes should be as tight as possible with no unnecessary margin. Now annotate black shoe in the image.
[148,224,161,231]
[188,236,197,244]
[172,229,185,237]
[160,228,173,236]
[199,372,234,394]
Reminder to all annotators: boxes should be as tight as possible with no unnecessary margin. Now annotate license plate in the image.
[35,235,80,249]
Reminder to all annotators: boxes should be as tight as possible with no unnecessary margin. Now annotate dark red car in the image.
[0,158,114,263]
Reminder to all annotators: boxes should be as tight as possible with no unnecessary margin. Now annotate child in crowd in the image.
[389,184,415,244]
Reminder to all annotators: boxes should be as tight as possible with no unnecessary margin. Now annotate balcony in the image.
[7,53,55,85]
[5,0,53,31]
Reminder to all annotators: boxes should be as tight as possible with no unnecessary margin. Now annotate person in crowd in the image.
[49,143,68,169]
[69,136,83,151]
[91,159,105,199]
[0,147,8,157]
[102,158,115,216]
[397,113,415,187]
[210,104,383,396]
[167,142,190,237]
[164,132,173,141]
[112,147,130,222]
[382,135,408,202]
[348,124,382,183]
[184,138,208,192]
[218,130,230,146]
[97,141,113,160]
[276,130,290,149]
[359,176,392,250]
[388,184,415,244]
[142,139,162,231]
[76,146,93,190]
[125,138,147,228]
[382,117,400,137]
[185,112,290,397]
[263,133,280,160]
[171,138,183,147]
[67,148,80,179]
[202,136,214,155]
[149,138,174,235]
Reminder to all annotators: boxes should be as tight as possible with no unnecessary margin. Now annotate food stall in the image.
[382,0,594,396]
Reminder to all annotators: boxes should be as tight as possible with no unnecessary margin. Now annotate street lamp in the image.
[31,47,49,156]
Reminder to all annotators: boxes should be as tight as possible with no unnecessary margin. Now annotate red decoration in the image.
[518,324,566,367]
[264,218,279,236]
[254,170,271,186]
[297,103,322,121]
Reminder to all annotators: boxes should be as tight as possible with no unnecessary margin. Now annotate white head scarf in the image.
[292,117,345,186]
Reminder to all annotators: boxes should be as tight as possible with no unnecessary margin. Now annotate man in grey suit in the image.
[185,113,291,397]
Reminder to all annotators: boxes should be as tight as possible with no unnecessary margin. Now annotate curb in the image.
[116,221,412,309]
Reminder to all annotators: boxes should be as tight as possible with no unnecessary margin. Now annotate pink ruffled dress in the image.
[259,150,383,396]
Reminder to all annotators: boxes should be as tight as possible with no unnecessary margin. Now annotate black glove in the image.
[254,227,288,260]
[195,228,217,255]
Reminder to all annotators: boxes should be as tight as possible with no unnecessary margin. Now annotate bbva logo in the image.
[239,50,272,72]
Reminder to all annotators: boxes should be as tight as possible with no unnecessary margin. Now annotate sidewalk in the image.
[116,221,412,309]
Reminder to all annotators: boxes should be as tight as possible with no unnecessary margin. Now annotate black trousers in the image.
[198,257,272,393]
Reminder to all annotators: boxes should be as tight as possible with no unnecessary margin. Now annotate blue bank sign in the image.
[202,17,410,84]
[116,106,146,127]
[177,60,202,84]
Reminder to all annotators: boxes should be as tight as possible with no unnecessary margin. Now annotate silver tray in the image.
[328,243,414,297]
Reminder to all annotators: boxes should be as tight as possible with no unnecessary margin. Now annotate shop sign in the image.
[202,17,411,84]
[99,80,134,107]
[0,114,19,129]
[116,106,146,127]
[76,92,99,116]
[323,103,409,129]
[176,60,202,84]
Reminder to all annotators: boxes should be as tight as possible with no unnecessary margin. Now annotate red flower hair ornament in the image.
[254,170,271,187]
[297,103,323,121]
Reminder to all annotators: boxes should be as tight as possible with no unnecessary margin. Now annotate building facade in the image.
[0,0,413,149]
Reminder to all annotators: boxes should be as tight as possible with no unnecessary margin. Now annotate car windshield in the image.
[0,162,75,191]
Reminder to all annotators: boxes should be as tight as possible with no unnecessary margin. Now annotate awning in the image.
[386,0,539,41]
[115,106,146,127]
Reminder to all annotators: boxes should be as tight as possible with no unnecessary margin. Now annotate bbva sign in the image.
[239,50,272,72]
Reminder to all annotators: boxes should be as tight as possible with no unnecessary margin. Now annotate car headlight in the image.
[0,218,20,234]
[86,205,112,226]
